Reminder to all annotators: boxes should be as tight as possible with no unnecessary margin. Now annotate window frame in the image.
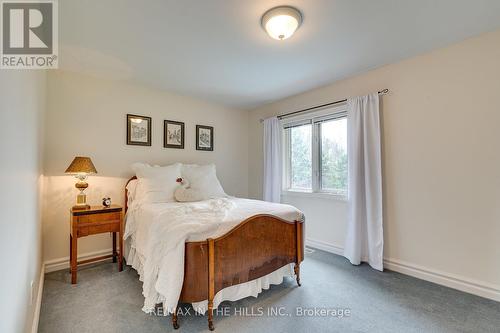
[282,104,348,200]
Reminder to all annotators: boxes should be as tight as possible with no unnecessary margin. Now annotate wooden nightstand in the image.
[69,205,123,284]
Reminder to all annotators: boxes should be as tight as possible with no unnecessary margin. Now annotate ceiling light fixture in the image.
[261,6,302,41]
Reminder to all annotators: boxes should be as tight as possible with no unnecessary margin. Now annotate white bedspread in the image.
[124,197,304,315]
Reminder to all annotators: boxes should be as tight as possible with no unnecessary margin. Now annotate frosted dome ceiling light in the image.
[261,6,302,40]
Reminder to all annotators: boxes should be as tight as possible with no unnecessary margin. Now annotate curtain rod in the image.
[260,89,389,123]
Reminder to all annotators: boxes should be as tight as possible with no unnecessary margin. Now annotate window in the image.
[319,117,347,194]
[283,107,347,197]
[289,123,312,190]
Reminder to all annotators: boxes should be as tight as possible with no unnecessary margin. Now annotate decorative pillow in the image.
[177,164,227,201]
[131,162,181,203]
[174,178,206,202]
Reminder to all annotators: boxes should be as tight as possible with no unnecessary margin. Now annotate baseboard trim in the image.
[306,238,500,303]
[44,248,113,273]
[31,263,45,333]
[383,258,500,302]
[306,238,344,256]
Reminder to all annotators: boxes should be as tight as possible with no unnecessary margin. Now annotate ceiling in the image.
[59,0,500,109]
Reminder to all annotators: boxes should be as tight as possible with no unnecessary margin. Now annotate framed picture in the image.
[164,120,185,149]
[196,125,214,151]
[127,114,152,146]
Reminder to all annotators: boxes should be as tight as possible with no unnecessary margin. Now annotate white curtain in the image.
[343,93,384,271]
[263,117,282,203]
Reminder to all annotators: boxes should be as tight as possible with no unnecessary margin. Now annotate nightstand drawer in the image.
[77,212,121,224]
[78,221,120,236]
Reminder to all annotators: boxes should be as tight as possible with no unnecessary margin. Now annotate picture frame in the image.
[196,125,214,151]
[164,120,185,149]
[127,114,152,146]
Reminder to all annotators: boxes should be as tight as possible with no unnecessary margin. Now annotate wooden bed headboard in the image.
[124,176,137,212]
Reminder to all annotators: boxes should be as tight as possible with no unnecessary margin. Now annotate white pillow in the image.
[131,163,181,203]
[177,164,226,201]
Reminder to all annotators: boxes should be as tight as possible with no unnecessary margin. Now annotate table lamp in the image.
[65,156,97,210]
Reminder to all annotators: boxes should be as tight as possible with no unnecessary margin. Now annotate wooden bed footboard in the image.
[125,177,304,331]
[177,214,304,330]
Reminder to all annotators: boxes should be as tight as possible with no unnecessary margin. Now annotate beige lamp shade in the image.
[65,157,98,174]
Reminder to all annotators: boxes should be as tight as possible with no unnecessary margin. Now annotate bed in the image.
[124,172,304,331]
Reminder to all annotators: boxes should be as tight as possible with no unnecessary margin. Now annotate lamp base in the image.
[72,204,91,211]
[74,192,90,210]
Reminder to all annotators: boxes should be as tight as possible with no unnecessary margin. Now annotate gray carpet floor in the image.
[39,249,500,333]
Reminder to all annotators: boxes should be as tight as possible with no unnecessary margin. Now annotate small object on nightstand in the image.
[69,205,123,284]
[102,197,112,207]
[65,156,98,210]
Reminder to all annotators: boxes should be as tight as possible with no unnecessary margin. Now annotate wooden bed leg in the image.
[208,238,215,331]
[294,263,301,287]
[208,301,214,331]
[172,305,179,330]
[295,221,303,287]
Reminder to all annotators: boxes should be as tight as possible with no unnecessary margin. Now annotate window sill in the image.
[281,190,347,201]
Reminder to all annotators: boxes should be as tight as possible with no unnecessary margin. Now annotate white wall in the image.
[282,193,347,253]
[0,71,46,333]
[42,71,249,264]
[248,30,500,298]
